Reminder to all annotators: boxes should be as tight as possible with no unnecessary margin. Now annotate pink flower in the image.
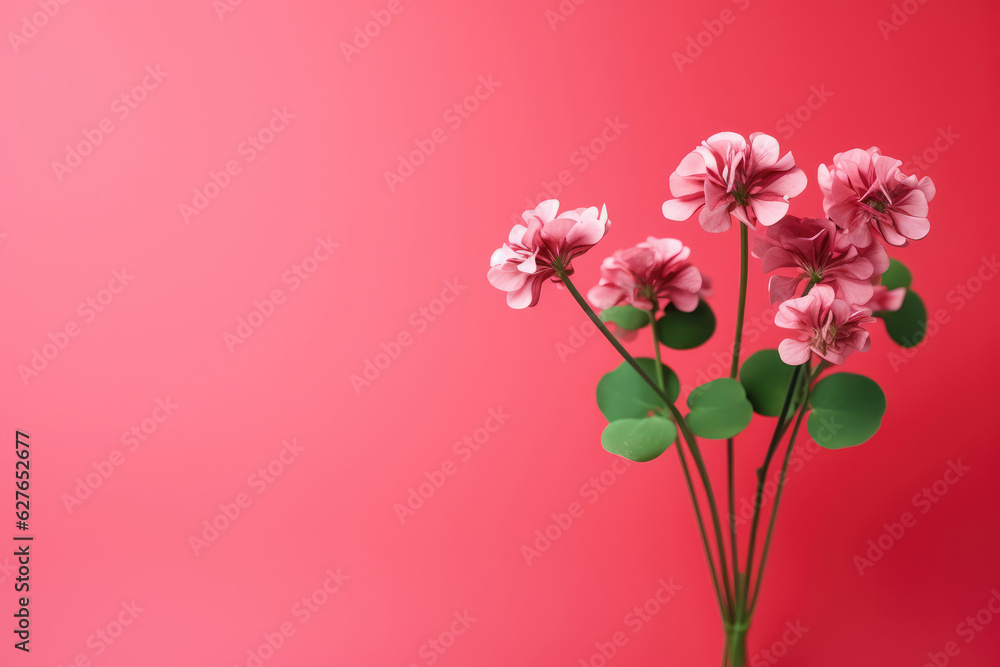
[488,199,609,309]
[775,285,875,365]
[662,132,807,233]
[818,147,936,247]
[754,216,889,306]
[866,285,906,312]
[587,237,703,311]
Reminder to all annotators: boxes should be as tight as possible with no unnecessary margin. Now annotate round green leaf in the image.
[878,290,927,348]
[655,300,716,350]
[685,378,754,440]
[600,305,651,331]
[596,358,680,422]
[808,373,886,449]
[880,259,912,290]
[601,417,676,462]
[739,349,798,417]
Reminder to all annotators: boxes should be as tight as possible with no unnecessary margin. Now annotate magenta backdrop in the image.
[2,0,999,665]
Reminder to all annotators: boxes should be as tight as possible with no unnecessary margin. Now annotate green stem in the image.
[749,373,812,615]
[740,364,804,607]
[648,310,729,622]
[741,281,818,611]
[558,270,734,619]
[557,271,671,406]
[727,223,750,617]
[723,623,749,667]
[730,223,750,378]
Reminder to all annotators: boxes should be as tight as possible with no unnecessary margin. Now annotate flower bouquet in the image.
[487,132,934,665]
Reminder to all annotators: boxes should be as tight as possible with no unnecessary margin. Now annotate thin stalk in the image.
[649,309,729,622]
[730,223,750,377]
[740,364,804,606]
[557,270,734,618]
[749,375,812,615]
[727,223,750,617]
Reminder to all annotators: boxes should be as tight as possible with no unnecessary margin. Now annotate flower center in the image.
[811,324,837,353]
[732,182,750,206]
[862,197,886,214]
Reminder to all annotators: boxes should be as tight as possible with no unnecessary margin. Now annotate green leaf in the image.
[739,349,798,417]
[600,305,651,331]
[596,358,680,422]
[685,378,754,440]
[880,259,912,290]
[808,373,886,449]
[655,300,716,350]
[878,290,927,348]
[601,417,676,462]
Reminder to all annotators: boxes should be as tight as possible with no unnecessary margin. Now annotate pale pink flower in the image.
[775,285,875,365]
[662,132,807,233]
[866,285,906,312]
[587,237,703,312]
[818,147,936,247]
[488,199,609,309]
[754,216,889,306]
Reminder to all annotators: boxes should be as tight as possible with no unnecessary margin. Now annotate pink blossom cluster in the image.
[488,131,933,368]
[661,134,931,365]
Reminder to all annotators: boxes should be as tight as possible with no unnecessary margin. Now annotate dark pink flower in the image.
[488,199,609,309]
[753,216,889,306]
[662,132,807,233]
[587,237,703,312]
[818,147,936,247]
[775,285,875,365]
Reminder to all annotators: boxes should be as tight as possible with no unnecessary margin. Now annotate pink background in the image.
[2,0,999,664]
